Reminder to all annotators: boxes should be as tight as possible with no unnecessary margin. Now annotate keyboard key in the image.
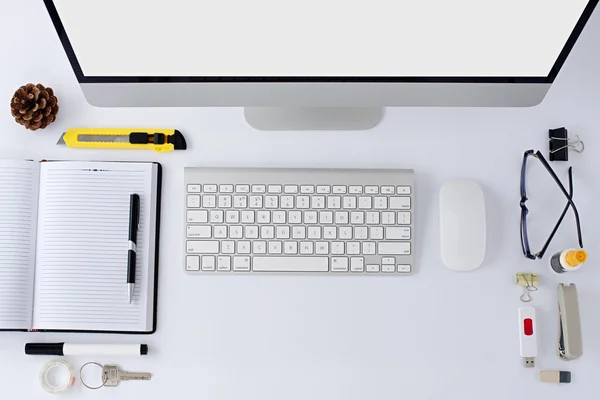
[284,185,298,194]
[284,241,298,254]
[252,185,266,193]
[385,227,411,240]
[273,211,286,224]
[219,184,234,193]
[238,241,251,254]
[358,197,372,209]
[226,210,239,223]
[382,211,395,225]
[241,211,255,223]
[339,227,352,239]
[209,210,223,223]
[304,211,318,224]
[268,185,282,193]
[354,227,368,240]
[332,257,349,271]
[245,226,259,239]
[381,186,395,194]
[397,186,411,195]
[343,196,357,209]
[186,255,200,271]
[366,264,380,273]
[202,256,216,271]
[323,227,337,239]
[265,195,279,208]
[187,225,211,239]
[202,195,216,208]
[187,241,219,254]
[235,184,250,193]
[257,210,271,224]
[366,212,380,224]
[362,242,376,255]
[335,211,349,224]
[397,264,411,273]
[311,196,325,209]
[327,196,341,209]
[308,226,321,239]
[378,242,411,255]
[347,242,360,255]
[365,186,379,194]
[296,196,310,209]
[218,256,231,271]
[234,195,248,208]
[300,185,315,194]
[382,264,395,273]
[218,195,232,208]
[374,197,388,209]
[351,211,364,224]
[253,257,328,272]
[214,225,227,239]
[333,186,347,194]
[233,256,251,271]
[319,211,333,224]
[222,241,235,254]
[315,242,329,254]
[300,241,314,254]
[331,242,345,255]
[289,211,302,224]
[292,226,306,239]
[351,257,364,272]
[397,212,411,225]
[276,226,290,239]
[187,210,208,223]
[261,226,275,239]
[370,227,384,240]
[253,241,267,254]
[281,196,294,209]
[382,257,395,265]
[349,186,363,194]
[204,184,217,193]
[229,226,243,239]
[268,241,282,254]
[390,197,411,210]
[187,184,201,193]
[316,185,331,194]
[187,195,200,208]
[250,195,263,208]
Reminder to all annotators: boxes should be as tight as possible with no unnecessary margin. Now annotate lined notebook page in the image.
[32,161,158,332]
[0,160,39,330]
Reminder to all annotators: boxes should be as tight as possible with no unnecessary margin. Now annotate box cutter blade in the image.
[56,128,187,152]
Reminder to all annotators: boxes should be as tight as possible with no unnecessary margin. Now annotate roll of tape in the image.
[39,359,75,394]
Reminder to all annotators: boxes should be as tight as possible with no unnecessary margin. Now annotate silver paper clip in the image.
[557,283,583,360]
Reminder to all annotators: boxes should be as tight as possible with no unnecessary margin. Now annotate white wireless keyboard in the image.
[184,168,414,274]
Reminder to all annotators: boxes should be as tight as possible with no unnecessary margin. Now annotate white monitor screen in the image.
[48,0,594,79]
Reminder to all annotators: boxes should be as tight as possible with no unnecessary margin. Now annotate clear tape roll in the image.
[39,359,76,394]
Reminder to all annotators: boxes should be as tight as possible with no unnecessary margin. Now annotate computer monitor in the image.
[44,0,598,130]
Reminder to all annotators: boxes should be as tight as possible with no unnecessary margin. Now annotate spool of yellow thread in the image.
[550,249,587,273]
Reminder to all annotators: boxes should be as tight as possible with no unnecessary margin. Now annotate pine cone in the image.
[10,83,59,131]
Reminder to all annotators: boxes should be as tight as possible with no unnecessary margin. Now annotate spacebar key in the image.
[253,257,329,272]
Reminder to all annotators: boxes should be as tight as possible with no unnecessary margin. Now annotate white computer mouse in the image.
[439,180,486,271]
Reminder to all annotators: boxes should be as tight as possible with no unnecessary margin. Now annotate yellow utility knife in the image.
[57,128,187,152]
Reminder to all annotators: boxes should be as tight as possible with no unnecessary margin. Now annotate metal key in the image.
[102,364,152,387]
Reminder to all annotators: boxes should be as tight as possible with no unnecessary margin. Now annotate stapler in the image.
[557,283,583,360]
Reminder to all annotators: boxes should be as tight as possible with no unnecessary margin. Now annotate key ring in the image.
[80,362,107,390]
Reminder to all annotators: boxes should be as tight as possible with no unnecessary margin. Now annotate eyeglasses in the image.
[520,150,583,259]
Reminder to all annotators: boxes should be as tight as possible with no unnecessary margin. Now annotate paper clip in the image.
[516,273,539,302]
[549,127,584,161]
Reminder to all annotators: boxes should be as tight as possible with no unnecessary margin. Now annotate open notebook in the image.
[0,160,161,333]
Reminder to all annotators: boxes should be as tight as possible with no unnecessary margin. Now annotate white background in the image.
[54,0,588,77]
[1,0,600,399]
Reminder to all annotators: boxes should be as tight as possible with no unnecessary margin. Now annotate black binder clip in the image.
[549,127,584,161]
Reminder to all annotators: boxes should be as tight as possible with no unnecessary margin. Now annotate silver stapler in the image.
[557,283,583,360]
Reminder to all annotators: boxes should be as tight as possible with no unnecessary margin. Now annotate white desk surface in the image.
[1,1,600,399]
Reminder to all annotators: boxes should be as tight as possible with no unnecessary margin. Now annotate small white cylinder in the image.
[63,343,146,356]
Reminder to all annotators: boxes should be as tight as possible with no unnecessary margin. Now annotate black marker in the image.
[127,194,140,304]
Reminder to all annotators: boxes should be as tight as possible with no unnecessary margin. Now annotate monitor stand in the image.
[244,107,383,130]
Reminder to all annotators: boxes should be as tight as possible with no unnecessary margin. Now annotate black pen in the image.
[127,194,140,304]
